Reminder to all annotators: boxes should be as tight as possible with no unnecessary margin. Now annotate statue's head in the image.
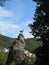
[18,34,24,40]
[17,34,25,46]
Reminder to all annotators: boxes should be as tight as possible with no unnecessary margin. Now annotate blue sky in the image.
[0,0,37,38]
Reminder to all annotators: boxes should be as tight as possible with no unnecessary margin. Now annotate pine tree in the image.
[29,0,49,65]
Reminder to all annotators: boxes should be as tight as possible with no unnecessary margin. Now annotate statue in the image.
[5,33,36,65]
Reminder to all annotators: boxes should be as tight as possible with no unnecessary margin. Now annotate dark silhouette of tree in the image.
[0,0,8,6]
[29,0,49,65]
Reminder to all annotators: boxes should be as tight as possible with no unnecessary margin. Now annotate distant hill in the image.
[0,34,42,51]
[0,34,14,48]
[25,38,42,52]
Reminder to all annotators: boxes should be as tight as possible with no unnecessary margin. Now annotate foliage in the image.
[29,0,49,65]
[0,47,8,65]
[0,34,14,48]
[0,0,8,6]
[25,38,42,52]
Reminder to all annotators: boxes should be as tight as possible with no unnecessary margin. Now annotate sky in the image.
[0,0,37,39]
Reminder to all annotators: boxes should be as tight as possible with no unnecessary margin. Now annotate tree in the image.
[29,0,49,65]
[0,0,8,6]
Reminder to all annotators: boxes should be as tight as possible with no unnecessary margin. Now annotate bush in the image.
[0,47,8,65]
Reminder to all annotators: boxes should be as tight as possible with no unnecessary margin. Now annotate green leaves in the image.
[0,47,7,65]
[0,0,8,6]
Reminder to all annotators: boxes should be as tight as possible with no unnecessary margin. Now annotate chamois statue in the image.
[5,34,36,65]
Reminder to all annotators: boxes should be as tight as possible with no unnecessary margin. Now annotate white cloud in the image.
[0,7,23,20]
[0,20,34,38]
[0,7,14,17]
[23,20,33,26]
[20,20,34,39]
[23,30,34,39]
[0,22,19,29]
[0,22,20,37]
[0,21,34,38]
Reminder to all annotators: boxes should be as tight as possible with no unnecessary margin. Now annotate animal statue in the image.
[5,34,36,65]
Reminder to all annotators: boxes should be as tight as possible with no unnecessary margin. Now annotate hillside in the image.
[0,34,42,51]
[25,38,42,52]
[0,34,14,48]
